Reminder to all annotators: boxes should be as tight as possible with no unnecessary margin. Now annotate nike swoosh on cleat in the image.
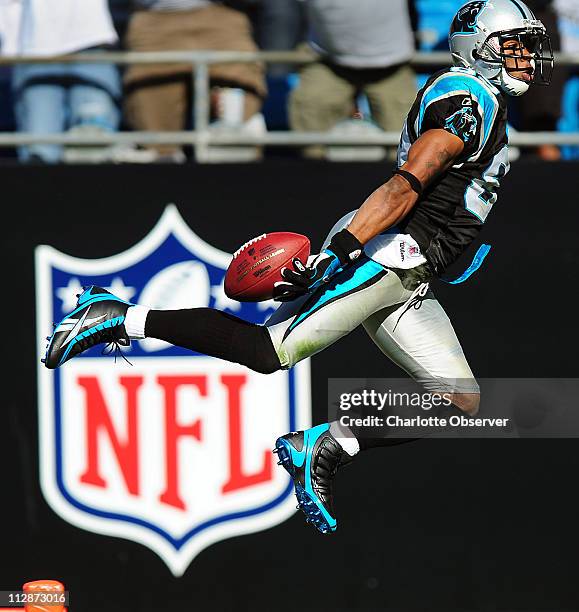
[55,315,108,334]
[61,309,106,347]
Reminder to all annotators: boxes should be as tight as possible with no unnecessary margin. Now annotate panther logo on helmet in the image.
[450,1,487,36]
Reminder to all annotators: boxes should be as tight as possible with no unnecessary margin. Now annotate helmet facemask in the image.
[475,24,554,95]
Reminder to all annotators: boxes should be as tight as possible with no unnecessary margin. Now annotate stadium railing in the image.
[0,50,578,161]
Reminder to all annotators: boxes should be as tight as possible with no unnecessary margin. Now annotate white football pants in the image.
[265,214,478,394]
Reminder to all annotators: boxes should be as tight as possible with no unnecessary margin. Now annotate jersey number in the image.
[464,145,509,222]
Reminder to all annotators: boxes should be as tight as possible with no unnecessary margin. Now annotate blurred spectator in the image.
[554,0,579,158]
[0,0,22,57]
[556,0,579,51]
[108,0,133,40]
[124,0,267,162]
[254,0,306,131]
[515,0,566,160]
[257,0,306,76]
[1,0,121,163]
[289,0,417,160]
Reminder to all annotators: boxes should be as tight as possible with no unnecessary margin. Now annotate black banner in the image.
[3,160,579,612]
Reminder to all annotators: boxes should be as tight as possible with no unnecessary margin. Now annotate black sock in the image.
[145,308,281,374]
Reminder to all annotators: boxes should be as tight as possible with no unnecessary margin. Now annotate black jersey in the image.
[397,66,509,275]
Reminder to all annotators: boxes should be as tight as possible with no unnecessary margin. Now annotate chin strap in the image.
[489,66,530,96]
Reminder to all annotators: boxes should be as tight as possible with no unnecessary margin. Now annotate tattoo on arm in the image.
[403,129,464,190]
[423,148,454,182]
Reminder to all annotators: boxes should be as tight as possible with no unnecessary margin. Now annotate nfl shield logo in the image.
[35,205,311,576]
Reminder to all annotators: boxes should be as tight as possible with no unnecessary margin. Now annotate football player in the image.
[43,0,553,534]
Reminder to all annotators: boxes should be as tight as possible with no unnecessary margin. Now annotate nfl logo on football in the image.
[35,205,311,576]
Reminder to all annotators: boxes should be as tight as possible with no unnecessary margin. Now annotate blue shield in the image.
[35,205,311,576]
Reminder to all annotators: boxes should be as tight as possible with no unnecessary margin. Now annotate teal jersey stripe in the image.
[418,72,498,154]
[286,258,386,336]
[443,244,492,285]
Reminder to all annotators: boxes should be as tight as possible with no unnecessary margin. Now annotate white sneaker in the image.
[326,118,387,162]
[203,113,267,163]
[63,124,114,164]
[107,145,159,164]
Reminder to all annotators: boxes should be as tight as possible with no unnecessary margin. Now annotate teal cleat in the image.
[43,286,132,369]
[274,423,349,534]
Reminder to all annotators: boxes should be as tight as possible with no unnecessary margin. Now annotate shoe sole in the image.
[274,437,335,534]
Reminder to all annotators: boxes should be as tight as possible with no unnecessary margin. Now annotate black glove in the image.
[273,229,363,302]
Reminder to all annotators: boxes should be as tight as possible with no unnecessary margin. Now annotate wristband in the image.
[328,229,363,264]
[392,168,423,196]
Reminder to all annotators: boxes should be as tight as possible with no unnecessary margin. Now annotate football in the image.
[224,232,310,301]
